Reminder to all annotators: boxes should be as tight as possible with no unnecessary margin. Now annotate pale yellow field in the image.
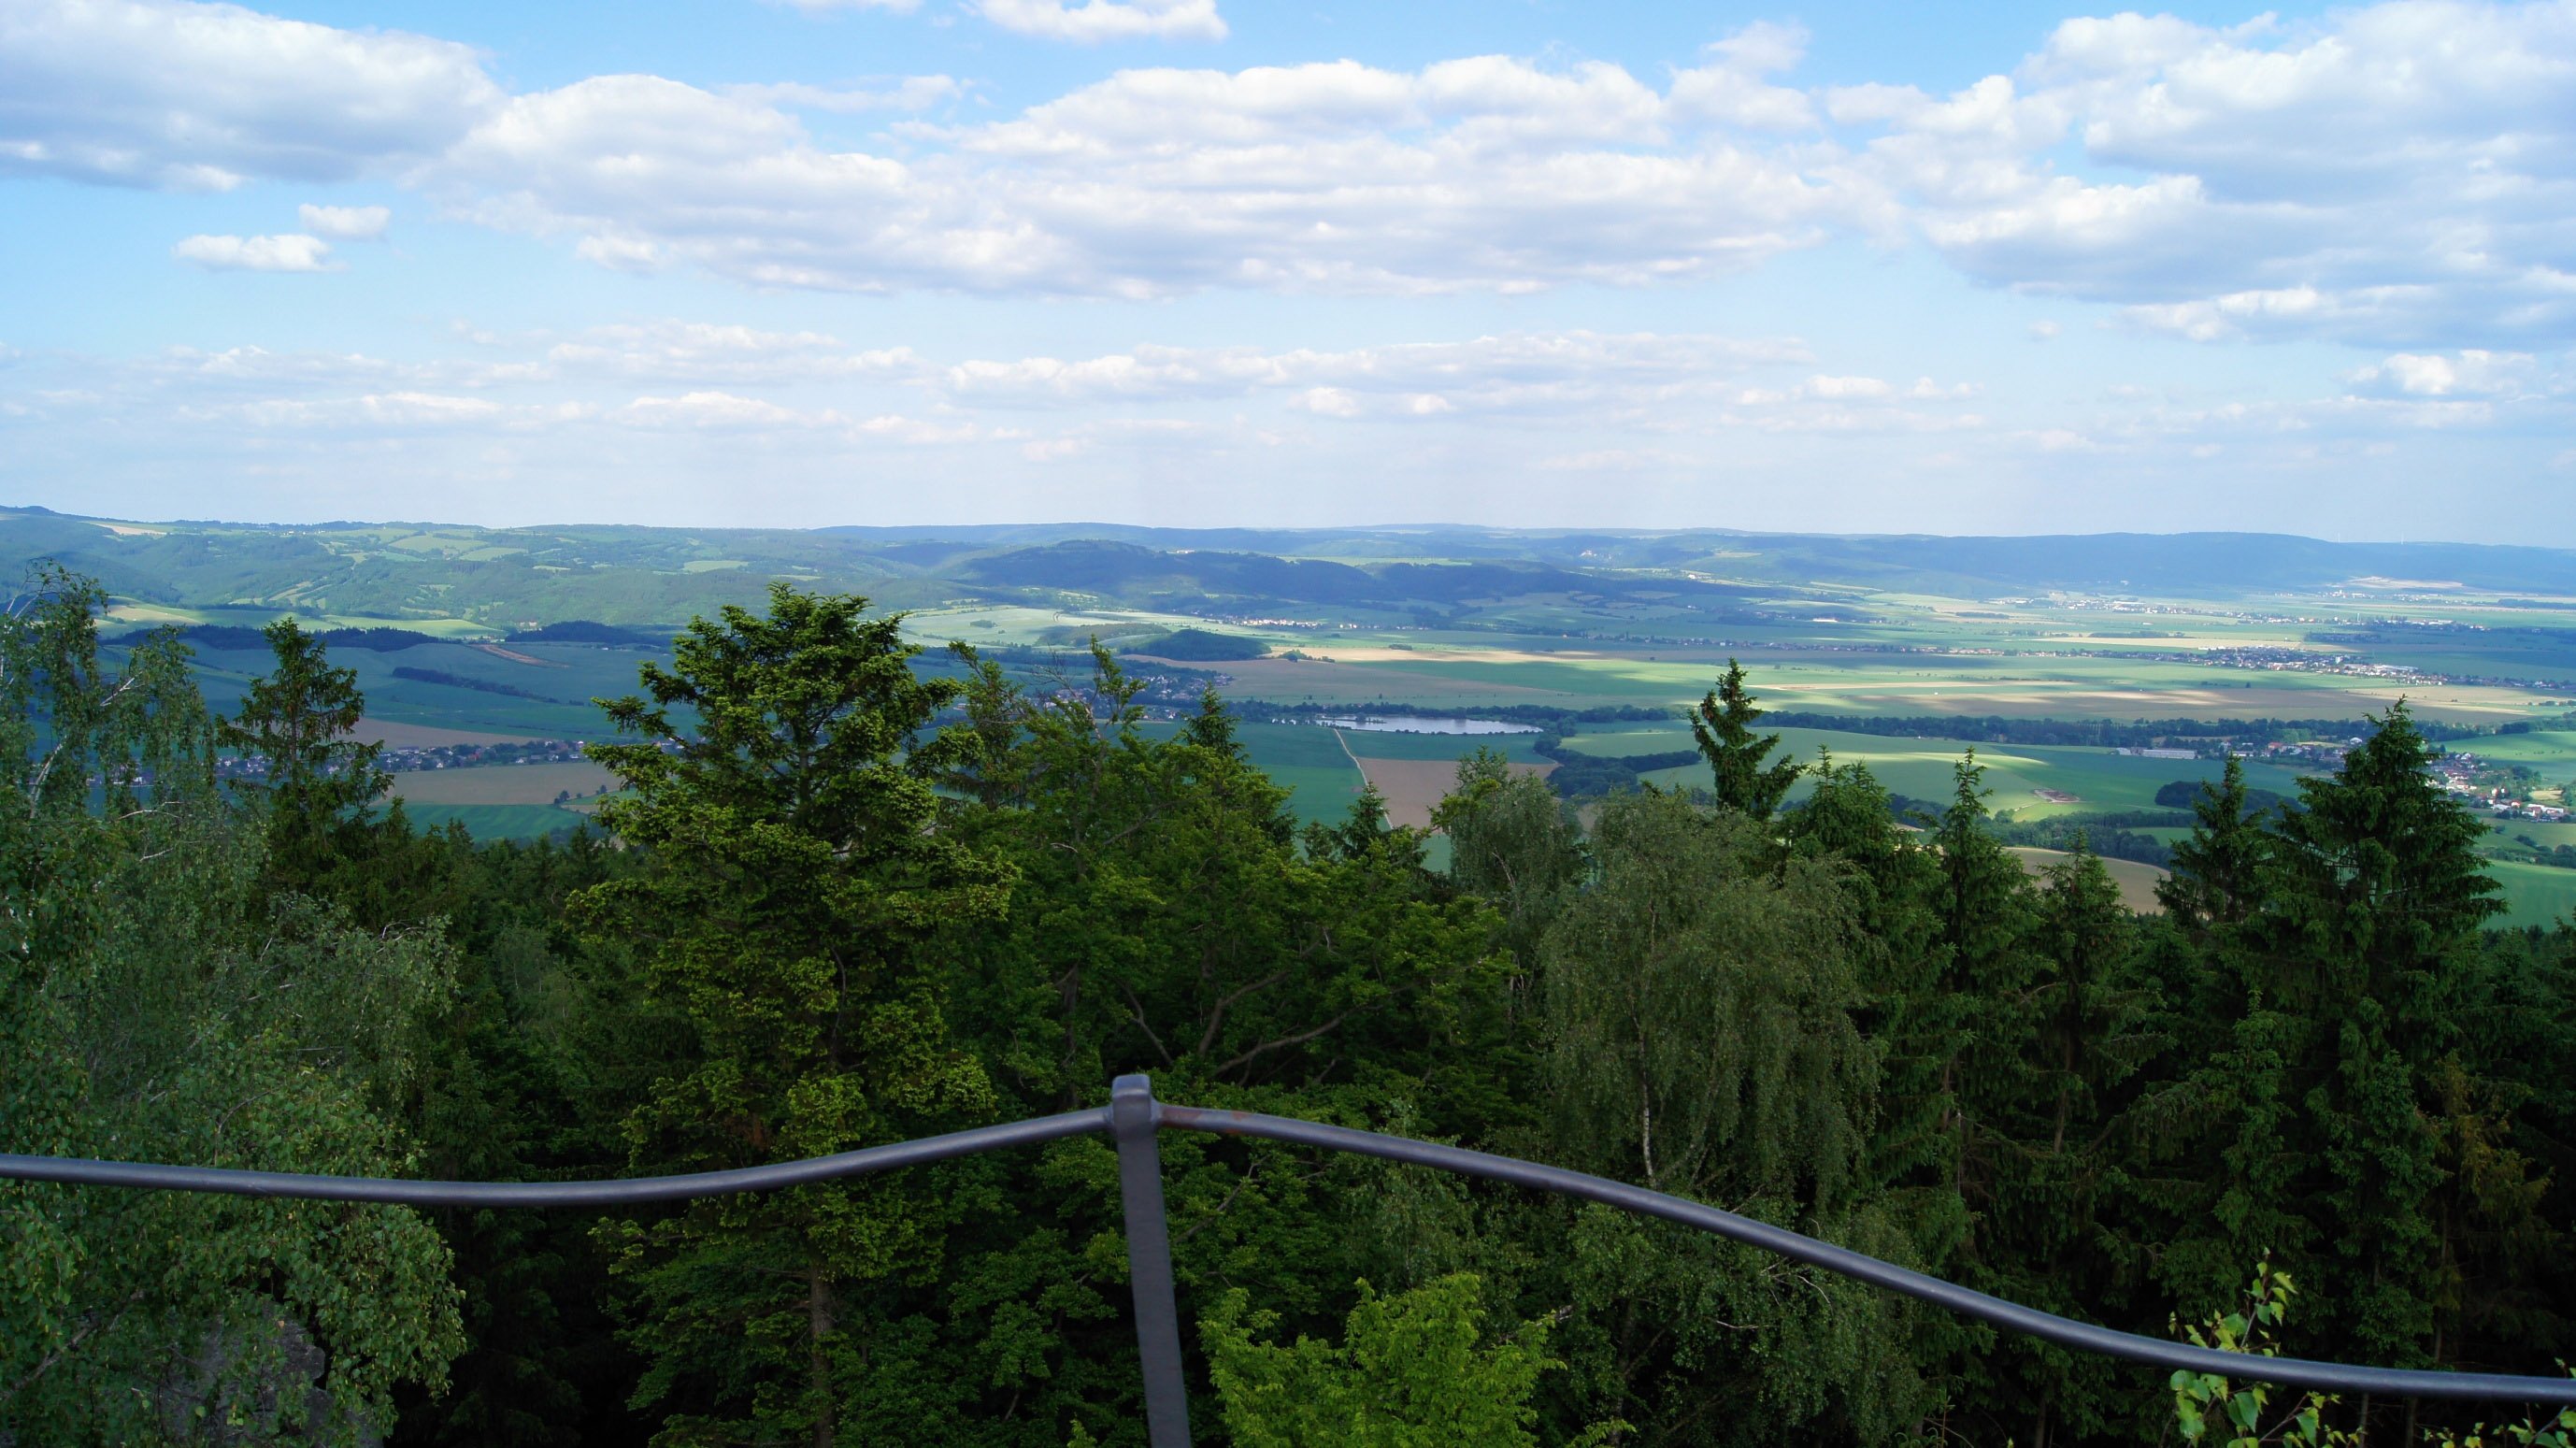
[1346,755,1553,831]
[1186,656,1558,698]
[391,760,617,806]
[2008,847,2168,913]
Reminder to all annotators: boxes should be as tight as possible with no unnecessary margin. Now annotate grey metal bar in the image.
[7,1087,2574,1409]
[1110,1074,1194,1448]
[0,1109,1110,1207]
[1159,1103,2576,1407]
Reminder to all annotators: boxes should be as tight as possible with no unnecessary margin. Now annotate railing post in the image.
[1110,1073,1193,1448]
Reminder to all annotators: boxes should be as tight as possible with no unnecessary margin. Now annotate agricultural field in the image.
[1570,725,2315,819]
[2008,848,2168,913]
[398,802,599,839]
[54,509,2573,904]
[2483,861,2576,931]
[389,760,617,807]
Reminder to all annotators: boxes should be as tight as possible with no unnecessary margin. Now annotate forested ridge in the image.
[6,571,2574,1448]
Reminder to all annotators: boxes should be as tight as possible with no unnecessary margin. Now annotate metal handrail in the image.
[5,1074,2571,1448]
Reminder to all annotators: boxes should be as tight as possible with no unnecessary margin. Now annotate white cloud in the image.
[936,331,1810,408]
[725,77,963,113]
[1532,448,1691,471]
[1669,22,1817,131]
[1838,0,2576,345]
[617,391,849,429]
[572,235,670,274]
[610,392,978,442]
[2343,350,2542,397]
[146,343,540,389]
[1290,386,1360,418]
[298,203,390,239]
[1022,436,1089,462]
[172,233,335,271]
[549,323,927,382]
[975,0,1226,44]
[190,391,579,429]
[0,0,498,190]
[425,54,1858,296]
[2028,321,2061,341]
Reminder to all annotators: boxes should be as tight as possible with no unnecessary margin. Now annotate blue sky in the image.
[2,0,2570,541]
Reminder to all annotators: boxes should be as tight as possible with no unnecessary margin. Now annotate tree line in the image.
[5,573,2573,1447]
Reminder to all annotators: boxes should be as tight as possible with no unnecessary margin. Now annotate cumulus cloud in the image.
[298,203,389,239]
[1836,1,2576,345]
[548,323,927,382]
[14,0,2576,348]
[421,50,1858,295]
[186,391,580,429]
[2343,350,2543,397]
[146,343,541,389]
[976,0,1226,43]
[1668,21,1817,130]
[937,332,1810,409]
[0,0,498,190]
[617,391,849,429]
[725,77,963,112]
[172,233,335,271]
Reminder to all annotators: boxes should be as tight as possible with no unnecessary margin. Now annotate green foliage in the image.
[218,617,394,899]
[24,598,2576,1448]
[1433,749,1582,968]
[1688,659,1801,819]
[1,569,465,1445]
[575,582,1013,1448]
[1202,1274,1616,1448]
[1533,789,1931,1441]
[1131,627,1267,662]
[2168,1259,2354,1447]
[2159,754,2268,935]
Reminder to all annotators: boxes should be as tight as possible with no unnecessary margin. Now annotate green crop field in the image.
[1233,724,1367,826]
[1572,725,2316,818]
[397,802,595,839]
[2485,859,2576,928]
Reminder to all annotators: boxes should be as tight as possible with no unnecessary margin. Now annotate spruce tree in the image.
[2236,701,2501,1370]
[2156,754,2266,937]
[220,616,395,901]
[1691,659,1802,819]
[575,583,1012,1447]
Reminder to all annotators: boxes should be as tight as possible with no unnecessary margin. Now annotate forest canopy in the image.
[4,574,2572,1448]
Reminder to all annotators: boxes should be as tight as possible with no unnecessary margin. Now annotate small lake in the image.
[1315,715,1540,736]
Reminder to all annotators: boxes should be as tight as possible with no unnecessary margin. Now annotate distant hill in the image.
[11,505,2576,634]
[1127,627,1267,661]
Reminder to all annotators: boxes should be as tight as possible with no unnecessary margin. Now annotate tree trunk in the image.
[809,1264,836,1448]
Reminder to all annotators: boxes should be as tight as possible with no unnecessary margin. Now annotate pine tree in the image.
[1691,659,1802,819]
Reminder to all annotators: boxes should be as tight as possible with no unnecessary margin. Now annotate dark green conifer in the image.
[1691,658,1802,819]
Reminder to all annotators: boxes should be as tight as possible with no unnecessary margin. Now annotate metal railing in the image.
[6,1072,2573,1446]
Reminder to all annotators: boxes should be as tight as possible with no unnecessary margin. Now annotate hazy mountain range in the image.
[9,506,2571,633]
